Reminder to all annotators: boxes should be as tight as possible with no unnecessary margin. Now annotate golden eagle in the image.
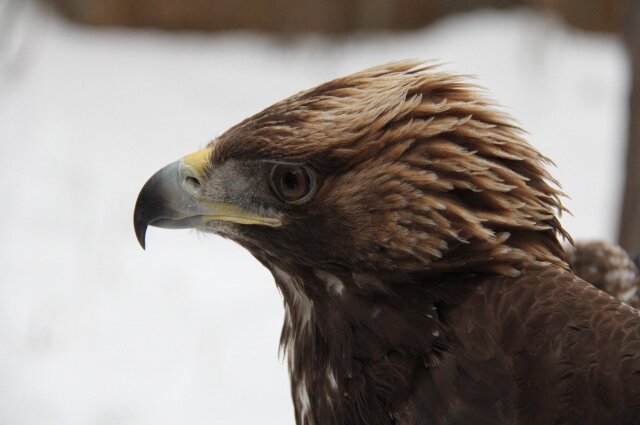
[134,62,640,425]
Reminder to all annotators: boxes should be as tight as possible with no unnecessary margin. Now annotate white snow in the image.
[0,2,629,424]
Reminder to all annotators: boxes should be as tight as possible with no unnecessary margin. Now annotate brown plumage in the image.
[565,240,640,309]
[134,61,640,424]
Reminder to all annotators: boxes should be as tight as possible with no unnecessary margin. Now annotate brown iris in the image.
[270,163,315,204]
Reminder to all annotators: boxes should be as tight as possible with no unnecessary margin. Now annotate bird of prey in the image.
[134,61,640,425]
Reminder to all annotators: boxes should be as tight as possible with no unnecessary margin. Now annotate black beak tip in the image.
[135,220,147,250]
[134,194,149,250]
[134,160,184,250]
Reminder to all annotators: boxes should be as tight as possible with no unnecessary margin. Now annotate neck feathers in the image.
[271,264,447,425]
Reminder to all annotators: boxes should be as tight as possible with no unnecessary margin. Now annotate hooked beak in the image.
[133,149,281,249]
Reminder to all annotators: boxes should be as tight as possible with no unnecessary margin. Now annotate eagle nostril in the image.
[184,175,202,192]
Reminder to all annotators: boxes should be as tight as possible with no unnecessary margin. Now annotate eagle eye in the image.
[269,163,315,204]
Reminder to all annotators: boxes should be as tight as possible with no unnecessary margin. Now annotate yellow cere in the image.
[180,149,211,177]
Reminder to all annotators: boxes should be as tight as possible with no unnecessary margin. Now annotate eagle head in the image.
[134,61,570,281]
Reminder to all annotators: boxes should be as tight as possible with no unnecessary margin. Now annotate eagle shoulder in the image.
[443,265,640,424]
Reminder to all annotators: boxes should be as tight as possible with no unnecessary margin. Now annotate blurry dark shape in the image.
[45,0,624,34]
[619,0,640,254]
[565,240,640,309]
[633,250,640,270]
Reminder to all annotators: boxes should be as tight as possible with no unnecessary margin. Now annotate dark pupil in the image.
[282,170,299,192]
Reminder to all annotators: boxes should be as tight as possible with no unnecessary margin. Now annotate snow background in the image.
[0,1,629,424]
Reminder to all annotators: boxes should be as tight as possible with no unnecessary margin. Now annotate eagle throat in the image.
[267,260,454,425]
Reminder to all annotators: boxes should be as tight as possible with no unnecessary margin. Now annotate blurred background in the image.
[0,0,638,424]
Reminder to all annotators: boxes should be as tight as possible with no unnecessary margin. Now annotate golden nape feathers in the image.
[135,61,640,425]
